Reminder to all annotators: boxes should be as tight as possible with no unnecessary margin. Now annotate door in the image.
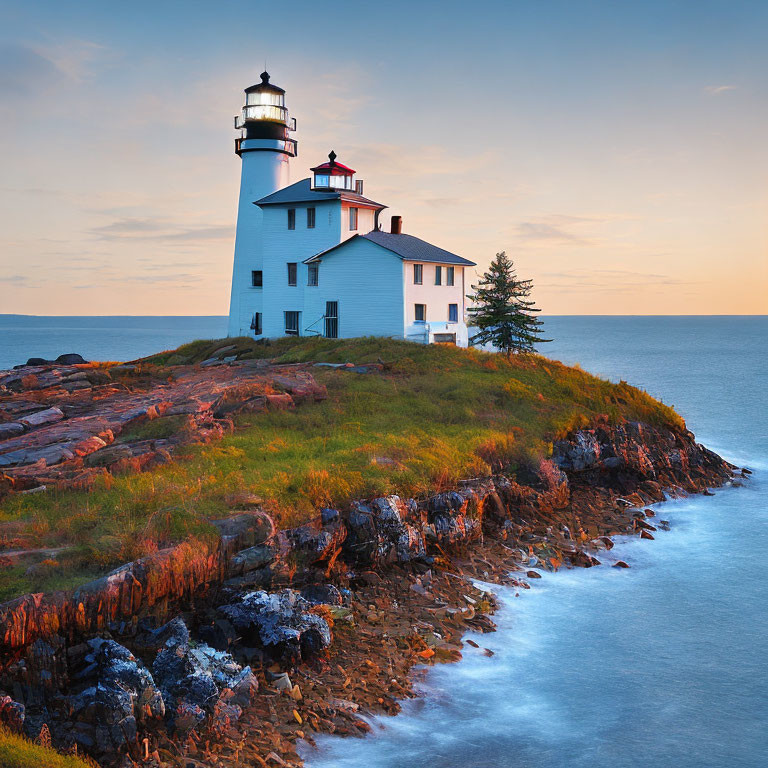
[324,301,339,338]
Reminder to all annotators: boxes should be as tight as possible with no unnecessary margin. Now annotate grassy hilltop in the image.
[0,337,683,600]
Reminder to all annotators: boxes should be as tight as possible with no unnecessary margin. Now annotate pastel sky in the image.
[1,0,766,316]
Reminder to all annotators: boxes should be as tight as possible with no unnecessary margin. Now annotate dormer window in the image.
[311,150,356,191]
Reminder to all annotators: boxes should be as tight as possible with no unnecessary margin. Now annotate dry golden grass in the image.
[0,337,684,599]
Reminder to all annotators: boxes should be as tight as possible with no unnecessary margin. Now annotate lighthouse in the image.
[227,72,297,337]
[224,74,475,346]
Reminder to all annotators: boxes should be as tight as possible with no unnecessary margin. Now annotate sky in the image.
[1,0,766,316]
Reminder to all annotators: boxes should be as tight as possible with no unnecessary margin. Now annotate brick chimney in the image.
[390,215,402,234]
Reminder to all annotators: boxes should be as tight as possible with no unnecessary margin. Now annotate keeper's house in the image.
[227,73,475,346]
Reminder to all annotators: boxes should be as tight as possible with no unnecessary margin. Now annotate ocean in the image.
[0,315,228,371]
[1,315,765,767]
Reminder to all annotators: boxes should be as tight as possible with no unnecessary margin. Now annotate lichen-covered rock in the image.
[219,589,332,665]
[151,619,256,735]
[286,513,347,563]
[344,496,425,565]
[424,490,482,546]
[62,638,164,756]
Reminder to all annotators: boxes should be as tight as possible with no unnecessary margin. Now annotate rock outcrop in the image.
[218,589,332,666]
[0,418,738,766]
[152,617,257,735]
[60,638,164,757]
[0,359,327,496]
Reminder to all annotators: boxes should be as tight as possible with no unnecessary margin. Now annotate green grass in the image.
[0,337,684,599]
[0,729,95,768]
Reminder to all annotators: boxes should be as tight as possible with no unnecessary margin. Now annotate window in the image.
[287,262,297,286]
[415,304,426,322]
[446,266,455,286]
[349,207,358,231]
[325,301,339,338]
[250,312,262,335]
[307,207,316,229]
[251,270,262,287]
[435,266,442,285]
[287,208,296,230]
[307,262,319,286]
[413,264,423,284]
[284,311,300,336]
[448,303,458,323]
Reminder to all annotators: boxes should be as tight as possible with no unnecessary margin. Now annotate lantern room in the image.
[311,151,356,191]
[234,72,297,155]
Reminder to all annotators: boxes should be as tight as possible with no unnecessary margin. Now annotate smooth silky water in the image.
[302,316,768,768]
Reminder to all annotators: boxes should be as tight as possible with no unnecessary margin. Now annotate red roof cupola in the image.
[311,150,356,190]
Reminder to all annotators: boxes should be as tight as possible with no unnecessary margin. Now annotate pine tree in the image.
[467,252,550,356]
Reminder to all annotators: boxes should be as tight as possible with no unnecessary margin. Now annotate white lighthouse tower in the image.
[227,72,297,337]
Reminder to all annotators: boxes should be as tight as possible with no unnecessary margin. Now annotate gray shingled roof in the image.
[254,178,386,209]
[305,231,476,266]
[362,231,476,266]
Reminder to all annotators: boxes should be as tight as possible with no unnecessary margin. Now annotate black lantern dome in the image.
[234,72,297,156]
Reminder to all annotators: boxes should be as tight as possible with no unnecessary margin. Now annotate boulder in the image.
[425,491,481,546]
[152,618,257,735]
[301,583,343,606]
[219,589,332,666]
[56,354,89,365]
[227,542,279,576]
[286,513,347,564]
[63,638,164,757]
[344,496,425,565]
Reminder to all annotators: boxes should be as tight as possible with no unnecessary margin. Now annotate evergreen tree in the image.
[467,252,550,356]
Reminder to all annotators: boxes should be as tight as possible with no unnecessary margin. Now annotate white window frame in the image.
[284,311,300,336]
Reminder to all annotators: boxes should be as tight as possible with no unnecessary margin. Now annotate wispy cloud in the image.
[0,43,59,96]
[90,217,233,243]
[31,39,106,81]
[515,215,602,246]
[704,84,737,95]
[537,268,696,293]
[0,274,34,287]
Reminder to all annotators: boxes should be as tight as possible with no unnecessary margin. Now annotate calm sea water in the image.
[0,315,228,370]
[301,316,768,768]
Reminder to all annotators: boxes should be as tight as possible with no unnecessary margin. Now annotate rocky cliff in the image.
[0,417,741,765]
